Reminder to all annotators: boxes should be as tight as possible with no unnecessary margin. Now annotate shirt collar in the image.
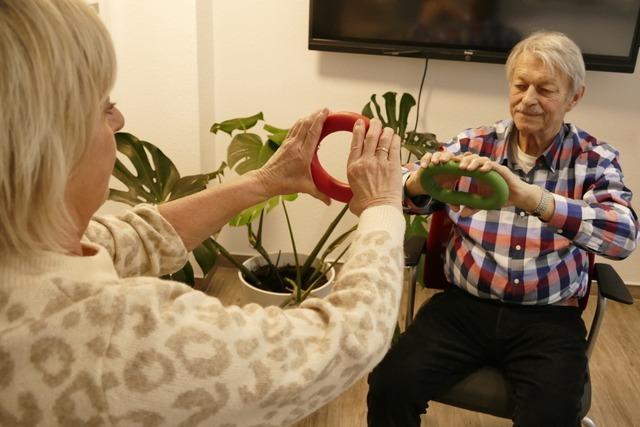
[494,121,512,167]
[503,122,570,173]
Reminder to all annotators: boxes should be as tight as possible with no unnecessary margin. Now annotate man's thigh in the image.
[502,307,588,427]
[370,288,498,400]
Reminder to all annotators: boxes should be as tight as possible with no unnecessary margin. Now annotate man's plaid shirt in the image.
[404,120,639,305]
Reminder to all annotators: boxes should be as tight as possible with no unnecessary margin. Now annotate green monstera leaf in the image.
[224,123,289,175]
[404,131,439,160]
[227,133,276,175]
[110,132,226,204]
[362,92,440,162]
[211,114,295,228]
[109,132,225,286]
[229,194,298,227]
[406,214,429,239]
[263,123,289,146]
[362,92,416,136]
[210,112,264,135]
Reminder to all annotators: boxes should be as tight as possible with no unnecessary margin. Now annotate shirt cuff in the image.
[546,193,583,239]
[402,168,431,213]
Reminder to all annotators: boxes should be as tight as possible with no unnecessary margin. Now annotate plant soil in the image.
[243,264,328,294]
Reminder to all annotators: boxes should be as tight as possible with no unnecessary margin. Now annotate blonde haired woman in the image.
[0,0,405,425]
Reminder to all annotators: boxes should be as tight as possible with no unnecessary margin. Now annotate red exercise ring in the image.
[310,112,370,203]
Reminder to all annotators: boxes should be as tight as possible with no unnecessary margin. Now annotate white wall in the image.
[104,0,640,285]
[101,1,203,177]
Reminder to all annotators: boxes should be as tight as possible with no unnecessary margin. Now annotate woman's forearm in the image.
[158,170,275,251]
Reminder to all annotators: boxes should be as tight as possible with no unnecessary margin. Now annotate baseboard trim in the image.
[625,284,640,299]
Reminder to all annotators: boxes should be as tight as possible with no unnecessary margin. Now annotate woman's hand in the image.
[347,118,402,216]
[255,109,331,205]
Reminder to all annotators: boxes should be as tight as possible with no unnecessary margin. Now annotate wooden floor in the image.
[204,267,640,427]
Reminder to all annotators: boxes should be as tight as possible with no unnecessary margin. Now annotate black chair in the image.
[403,209,634,427]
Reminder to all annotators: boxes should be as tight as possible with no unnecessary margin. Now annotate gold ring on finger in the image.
[375,147,390,154]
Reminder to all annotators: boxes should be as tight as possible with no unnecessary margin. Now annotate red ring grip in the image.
[310,112,370,203]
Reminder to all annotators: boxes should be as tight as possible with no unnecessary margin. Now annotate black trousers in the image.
[367,286,588,427]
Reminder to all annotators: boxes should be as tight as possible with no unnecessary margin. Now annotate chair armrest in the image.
[594,263,634,305]
[404,235,425,267]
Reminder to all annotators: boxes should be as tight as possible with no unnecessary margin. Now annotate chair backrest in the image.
[423,209,453,290]
[423,209,594,309]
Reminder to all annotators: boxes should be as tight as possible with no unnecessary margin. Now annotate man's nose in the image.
[521,86,539,105]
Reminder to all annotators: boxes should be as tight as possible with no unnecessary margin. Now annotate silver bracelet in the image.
[530,189,552,217]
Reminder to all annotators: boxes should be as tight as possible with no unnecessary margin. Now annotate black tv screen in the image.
[309,0,640,73]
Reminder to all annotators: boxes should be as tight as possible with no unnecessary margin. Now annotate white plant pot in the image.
[238,252,335,307]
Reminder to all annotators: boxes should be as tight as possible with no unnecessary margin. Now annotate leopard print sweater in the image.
[0,204,405,426]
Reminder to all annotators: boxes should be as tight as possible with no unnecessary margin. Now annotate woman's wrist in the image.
[245,169,279,200]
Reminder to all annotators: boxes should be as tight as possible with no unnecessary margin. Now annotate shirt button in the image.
[515,245,522,251]
[519,211,526,217]
[514,279,520,284]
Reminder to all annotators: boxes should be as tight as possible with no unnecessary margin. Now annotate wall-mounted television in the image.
[309,0,640,73]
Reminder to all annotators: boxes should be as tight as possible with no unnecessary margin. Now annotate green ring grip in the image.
[418,161,509,210]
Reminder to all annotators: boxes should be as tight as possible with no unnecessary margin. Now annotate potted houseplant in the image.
[209,113,354,307]
[106,91,438,300]
[108,132,226,286]
[361,91,439,240]
[209,91,439,307]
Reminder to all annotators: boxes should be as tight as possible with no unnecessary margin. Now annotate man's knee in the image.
[367,356,428,427]
[367,350,416,401]
[513,391,583,427]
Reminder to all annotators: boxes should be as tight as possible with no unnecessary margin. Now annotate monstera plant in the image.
[361,91,440,240]
[208,91,438,305]
[109,132,226,286]
[106,91,437,297]
[209,113,354,307]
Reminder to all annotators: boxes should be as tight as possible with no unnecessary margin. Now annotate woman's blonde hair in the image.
[506,31,586,96]
[0,0,116,253]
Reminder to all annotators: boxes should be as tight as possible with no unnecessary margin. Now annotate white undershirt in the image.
[513,140,538,174]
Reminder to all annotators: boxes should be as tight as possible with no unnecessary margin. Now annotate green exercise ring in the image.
[419,161,509,210]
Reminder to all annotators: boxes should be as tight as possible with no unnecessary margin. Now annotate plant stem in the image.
[300,243,351,302]
[300,204,350,280]
[209,239,264,287]
[319,225,357,265]
[307,241,351,291]
[273,251,287,291]
[248,214,275,268]
[281,200,302,289]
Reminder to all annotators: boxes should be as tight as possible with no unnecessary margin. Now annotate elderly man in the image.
[367,31,639,427]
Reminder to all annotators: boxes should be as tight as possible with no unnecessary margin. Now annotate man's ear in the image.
[567,86,585,112]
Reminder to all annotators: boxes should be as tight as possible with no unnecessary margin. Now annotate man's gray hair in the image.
[506,31,586,96]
